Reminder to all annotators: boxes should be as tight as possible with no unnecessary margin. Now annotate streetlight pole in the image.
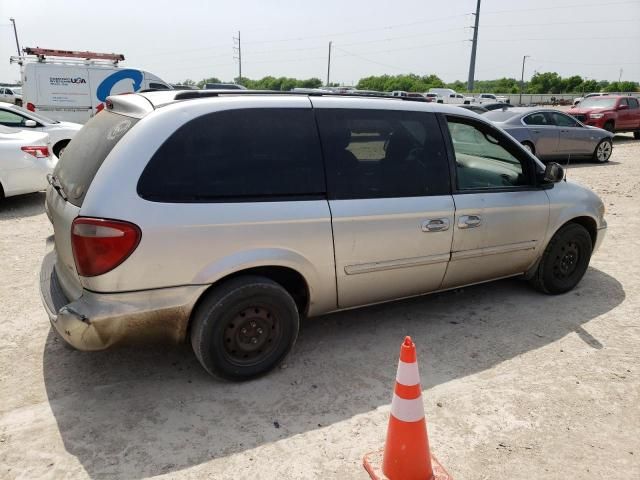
[9,18,21,57]
[326,41,332,87]
[519,55,530,106]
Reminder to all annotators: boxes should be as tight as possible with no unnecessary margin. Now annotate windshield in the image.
[9,105,58,124]
[579,97,618,109]
[484,110,520,122]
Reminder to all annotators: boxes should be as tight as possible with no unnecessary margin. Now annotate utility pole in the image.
[233,31,242,84]
[519,55,530,106]
[9,18,21,57]
[467,0,481,92]
[618,68,623,83]
[326,41,332,87]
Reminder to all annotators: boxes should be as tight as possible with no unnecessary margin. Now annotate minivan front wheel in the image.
[529,223,592,294]
[190,276,299,381]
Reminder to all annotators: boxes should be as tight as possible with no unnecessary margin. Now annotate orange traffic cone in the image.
[363,336,452,480]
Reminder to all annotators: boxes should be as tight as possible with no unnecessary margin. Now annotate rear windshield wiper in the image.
[47,173,68,201]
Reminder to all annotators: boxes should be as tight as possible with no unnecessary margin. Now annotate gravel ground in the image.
[0,135,638,480]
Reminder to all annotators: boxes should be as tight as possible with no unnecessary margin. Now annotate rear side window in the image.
[316,109,450,199]
[138,108,325,202]
[55,111,138,206]
[523,112,551,125]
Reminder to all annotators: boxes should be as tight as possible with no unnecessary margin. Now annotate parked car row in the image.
[455,94,640,163]
[0,103,81,199]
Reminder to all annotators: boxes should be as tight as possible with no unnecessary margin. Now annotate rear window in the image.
[484,110,520,122]
[54,111,138,206]
[137,108,325,202]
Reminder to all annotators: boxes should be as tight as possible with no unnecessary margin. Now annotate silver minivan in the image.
[40,91,607,380]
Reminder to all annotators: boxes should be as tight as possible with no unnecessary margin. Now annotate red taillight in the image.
[26,102,35,112]
[21,146,50,158]
[71,218,141,277]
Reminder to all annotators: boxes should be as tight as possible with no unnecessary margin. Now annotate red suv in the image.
[570,95,640,139]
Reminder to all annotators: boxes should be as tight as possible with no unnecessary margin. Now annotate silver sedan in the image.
[485,108,614,163]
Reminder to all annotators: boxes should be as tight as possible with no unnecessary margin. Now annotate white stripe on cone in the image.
[396,359,421,386]
[390,393,425,422]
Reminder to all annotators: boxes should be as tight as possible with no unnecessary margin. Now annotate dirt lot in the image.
[1,135,639,480]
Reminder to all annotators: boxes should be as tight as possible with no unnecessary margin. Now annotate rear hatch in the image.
[46,110,139,300]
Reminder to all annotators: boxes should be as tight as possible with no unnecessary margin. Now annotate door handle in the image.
[458,215,482,229]
[532,129,540,133]
[421,218,450,232]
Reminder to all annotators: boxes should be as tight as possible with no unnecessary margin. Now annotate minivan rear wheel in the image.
[529,223,592,294]
[190,275,299,381]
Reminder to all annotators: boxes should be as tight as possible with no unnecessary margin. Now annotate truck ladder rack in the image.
[23,47,125,63]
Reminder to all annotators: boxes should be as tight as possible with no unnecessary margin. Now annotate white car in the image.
[573,92,608,106]
[475,93,508,104]
[0,103,81,157]
[0,125,55,199]
[0,86,22,105]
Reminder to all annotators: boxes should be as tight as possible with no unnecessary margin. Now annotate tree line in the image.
[180,72,639,94]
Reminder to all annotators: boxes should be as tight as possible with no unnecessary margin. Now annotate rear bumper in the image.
[40,251,208,351]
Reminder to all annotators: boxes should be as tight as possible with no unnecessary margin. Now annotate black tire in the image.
[634,131,640,140]
[603,121,615,134]
[190,275,299,381]
[521,141,535,155]
[529,223,592,294]
[592,138,612,163]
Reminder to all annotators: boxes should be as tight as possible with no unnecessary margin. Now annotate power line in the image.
[482,18,640,28]
[483,36,640,42]
[483,0,639,15]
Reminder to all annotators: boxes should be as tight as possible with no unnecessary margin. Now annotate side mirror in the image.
[618,104,628,111]
[543,162,564,183]
[24,119,37,128]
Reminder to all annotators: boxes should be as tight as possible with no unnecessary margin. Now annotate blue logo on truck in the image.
[96,69,143,102]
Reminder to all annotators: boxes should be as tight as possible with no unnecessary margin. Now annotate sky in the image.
[1,0,639,86]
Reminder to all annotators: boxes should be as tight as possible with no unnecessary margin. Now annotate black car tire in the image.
[190,275,299,381]
[634,131,640,140]
[529,223,592,295]
[592,138,612,163]
[603,121,615,134]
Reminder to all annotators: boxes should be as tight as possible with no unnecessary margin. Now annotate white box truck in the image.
[11,48,171,123]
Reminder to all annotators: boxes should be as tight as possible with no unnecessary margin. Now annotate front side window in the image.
[446,117,530,190]
[628,98,639,109]
[551,112,578,127]
[316,109,450,199]
[138,108,325,202]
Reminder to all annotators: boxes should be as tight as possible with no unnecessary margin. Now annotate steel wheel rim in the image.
[523,143,533,152]
[597,141,611,161]
[552,241,580,280]
[223,305,281,366]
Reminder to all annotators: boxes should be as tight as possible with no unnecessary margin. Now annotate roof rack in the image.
[172,89,429,102]
[23,47,125,63]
